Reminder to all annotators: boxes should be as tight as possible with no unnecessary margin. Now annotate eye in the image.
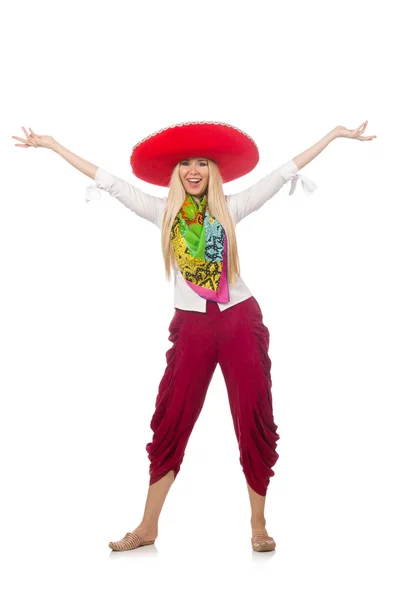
[199,161,208,167]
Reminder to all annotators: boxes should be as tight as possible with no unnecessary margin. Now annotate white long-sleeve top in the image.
[85,159,317,312]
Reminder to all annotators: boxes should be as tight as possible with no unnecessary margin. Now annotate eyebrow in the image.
[181,157,208,161]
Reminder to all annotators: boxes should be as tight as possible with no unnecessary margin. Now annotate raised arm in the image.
[227,126,336,225]
[293,121,376,169]
[226,159,305,225]
[12,127,167,228]
[52,139,98,179]
[12,126,99,178]
[226,121,376,226]
[52,138,167,227]
[292,127,338,171]
[86,167,166,228]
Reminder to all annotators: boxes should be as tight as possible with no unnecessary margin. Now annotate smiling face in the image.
[179,157,209,200]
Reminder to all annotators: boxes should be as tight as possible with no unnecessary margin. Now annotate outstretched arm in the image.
[227,155,321,225]
[52,140,99,179]
[226,120,376,226]
[11,127,166,228]
[12,127,99,178]
[293,121,376,170]
[54,137,167,227]
[86,167,166,228]
[51,140,166,227]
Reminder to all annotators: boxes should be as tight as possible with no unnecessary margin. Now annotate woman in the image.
[12,120,376,552]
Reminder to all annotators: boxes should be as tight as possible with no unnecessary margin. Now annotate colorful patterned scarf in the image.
[170,194,230,303]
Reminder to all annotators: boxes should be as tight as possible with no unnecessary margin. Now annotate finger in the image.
[15,143,30,147]
[352,122,366,138]
[28,127,38,146]
[21,126,33,145]
[22,125,35,140]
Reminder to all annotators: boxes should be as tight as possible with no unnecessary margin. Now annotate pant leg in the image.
[218,296,280,496]
[146,306,218,486]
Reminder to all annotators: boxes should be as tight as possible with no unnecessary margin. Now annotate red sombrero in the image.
[130,121,259,186]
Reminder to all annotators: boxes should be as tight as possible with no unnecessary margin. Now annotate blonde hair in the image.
[160,159,241,286]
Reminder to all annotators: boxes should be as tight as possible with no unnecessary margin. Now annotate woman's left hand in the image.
[334,120,376,141]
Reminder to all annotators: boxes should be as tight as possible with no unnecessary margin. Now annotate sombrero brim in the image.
[130,121,259,186]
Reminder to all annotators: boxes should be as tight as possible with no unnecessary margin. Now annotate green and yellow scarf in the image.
[170,194,230,302]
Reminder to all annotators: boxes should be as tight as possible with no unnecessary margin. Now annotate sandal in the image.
[251,531,276,552]
[109,532,155,551]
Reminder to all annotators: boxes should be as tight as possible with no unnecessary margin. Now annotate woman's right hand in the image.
[12,126,56,150]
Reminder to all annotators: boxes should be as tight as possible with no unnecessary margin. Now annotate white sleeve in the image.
[85,167,166,229]
[226,159,317,225]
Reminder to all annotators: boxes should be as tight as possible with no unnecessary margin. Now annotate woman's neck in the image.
[190,191,207,203]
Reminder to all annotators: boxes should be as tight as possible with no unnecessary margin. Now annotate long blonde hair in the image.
[160,159,241,286]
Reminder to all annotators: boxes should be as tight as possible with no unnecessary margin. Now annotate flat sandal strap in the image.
[123,532,144,547]
[251,533,274,543]
[110,532,144,550]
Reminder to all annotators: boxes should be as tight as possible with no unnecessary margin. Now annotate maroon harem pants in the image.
[145,296,280,497]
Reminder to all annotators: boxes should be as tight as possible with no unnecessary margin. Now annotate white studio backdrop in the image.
[1,0,396,599]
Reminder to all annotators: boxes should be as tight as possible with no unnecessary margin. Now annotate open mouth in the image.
[187,178,202,188]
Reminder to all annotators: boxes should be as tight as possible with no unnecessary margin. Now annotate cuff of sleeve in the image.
[85,167,107,203]
[279,159,299,181]
[289,173,318,197]
[85,184,104,202]
[279,159,318,197]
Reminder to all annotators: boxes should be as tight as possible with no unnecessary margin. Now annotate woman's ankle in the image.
[250,517,266,528]
[139,520,158,532]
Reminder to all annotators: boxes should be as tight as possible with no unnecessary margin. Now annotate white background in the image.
[1,0,396,598]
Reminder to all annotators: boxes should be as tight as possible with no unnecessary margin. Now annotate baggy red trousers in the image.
[145,296,280,496]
